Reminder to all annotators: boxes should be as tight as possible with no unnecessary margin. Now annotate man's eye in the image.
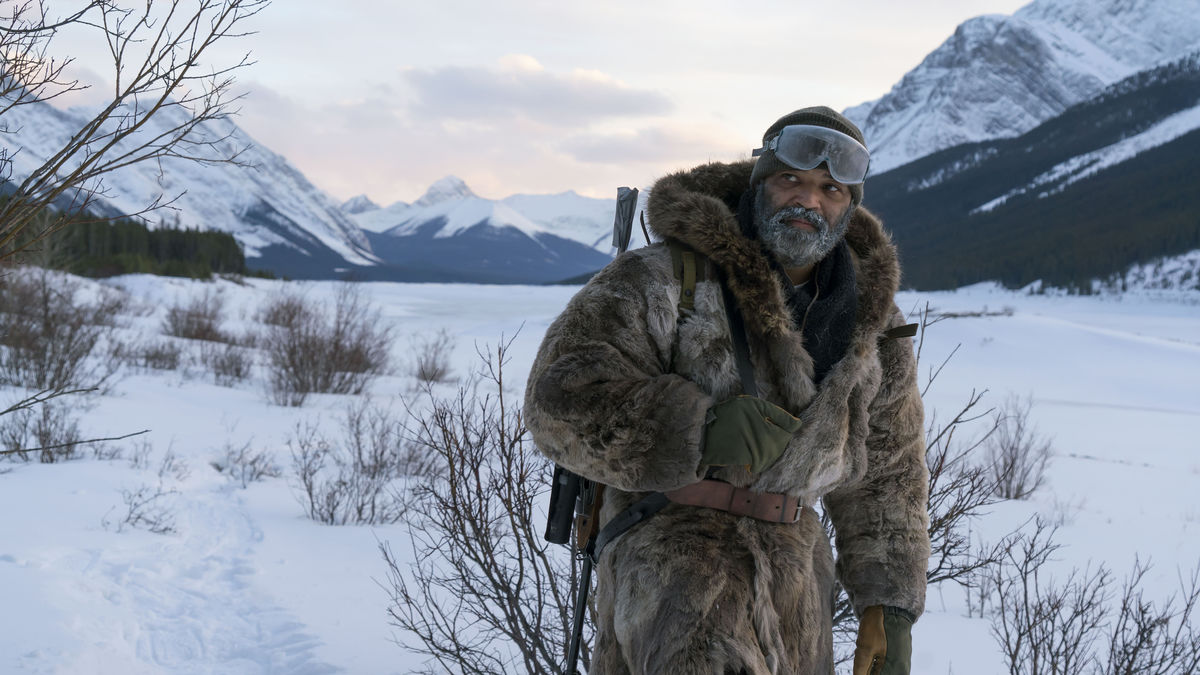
[824,183,842,192]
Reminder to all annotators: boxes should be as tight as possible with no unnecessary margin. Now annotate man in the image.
[525,107,929,674]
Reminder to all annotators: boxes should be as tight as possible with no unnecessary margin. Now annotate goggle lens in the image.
[752,124,870,184]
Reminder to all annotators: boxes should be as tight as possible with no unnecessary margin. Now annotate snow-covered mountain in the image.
[349,176,613,254]
[501,190,616,251]
[862,50,1200,291]
[846,0,1200,174]
[0,96,377,276]
[339,194,380,216]
[353,176,613,284]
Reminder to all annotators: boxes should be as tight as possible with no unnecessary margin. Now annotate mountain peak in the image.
[846,0,1200,174]
[414,175,476,208]
[340,194,380,215]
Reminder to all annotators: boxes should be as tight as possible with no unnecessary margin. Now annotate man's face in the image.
[755,166,855,269]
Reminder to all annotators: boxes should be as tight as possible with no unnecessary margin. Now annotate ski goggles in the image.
[752,124,871,185]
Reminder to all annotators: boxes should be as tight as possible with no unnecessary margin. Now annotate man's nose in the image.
[788,186,821,210]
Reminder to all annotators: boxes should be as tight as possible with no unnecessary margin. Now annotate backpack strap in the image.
[880,323,918,342]
[668,240,707,315]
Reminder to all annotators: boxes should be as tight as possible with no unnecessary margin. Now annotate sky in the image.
[52,0,1032,205]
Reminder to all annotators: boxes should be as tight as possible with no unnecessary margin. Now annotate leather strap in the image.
[666,479,802,523]
[590,491,671,563]
[881,322,918,341]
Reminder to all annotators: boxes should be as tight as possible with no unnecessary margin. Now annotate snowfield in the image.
[2,272,1198,674]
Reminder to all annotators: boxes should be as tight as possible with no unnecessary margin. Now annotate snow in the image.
[972,102,1200,213]
[0,98,377,267]
[353,179,616,252]
[847,0,1200,174]
[382,196,551,240]
[411,176,476,208]
[2,271,1199,674]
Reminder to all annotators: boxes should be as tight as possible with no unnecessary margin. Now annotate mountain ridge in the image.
[847,0,1200,174]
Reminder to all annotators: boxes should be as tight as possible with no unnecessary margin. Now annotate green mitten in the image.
[700,396,802,473]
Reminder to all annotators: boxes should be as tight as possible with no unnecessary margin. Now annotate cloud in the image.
[560,126,746,165]
[227,78,741,205]
[401,55,672,126]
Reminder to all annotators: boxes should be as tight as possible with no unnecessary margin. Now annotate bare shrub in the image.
[257,288,311,327]
[1103,562,1200,674]
[380,336,587,674]
[198,341,253,386]
[135,340,184,371]
[990,519,1110,674]
[986,521,1200,675]
[288,403,408,525]
[127,439,154,470]
[211,438,281,488]
[409,329,456,384]
[89,440,123,461]
[0,398,83,463]
[987,395,1053,500]
[163,290,228,342]
[261,284,393,406]
[0,268,121,390]
[157,447,190,482]
[102,483,178,535]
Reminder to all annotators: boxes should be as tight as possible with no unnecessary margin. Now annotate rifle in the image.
[545,465,604,674]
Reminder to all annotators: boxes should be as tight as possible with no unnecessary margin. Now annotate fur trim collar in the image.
[646,160,902,346]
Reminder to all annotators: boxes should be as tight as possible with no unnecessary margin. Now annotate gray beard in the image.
[754,187,852,270]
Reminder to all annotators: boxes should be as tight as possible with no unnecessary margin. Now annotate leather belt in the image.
[665,479,803,523]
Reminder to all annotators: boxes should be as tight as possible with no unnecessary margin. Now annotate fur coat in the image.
[525,160,929,675]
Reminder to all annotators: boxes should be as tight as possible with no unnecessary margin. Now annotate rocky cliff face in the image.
[846,0,1200,173]
[0,96,378,270]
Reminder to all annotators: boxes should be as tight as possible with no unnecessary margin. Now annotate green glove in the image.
[700,396,802,473]
[881,606,913,675]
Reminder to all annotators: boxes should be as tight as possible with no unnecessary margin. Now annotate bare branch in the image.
[0,428,149,457]
[0,0,270,259]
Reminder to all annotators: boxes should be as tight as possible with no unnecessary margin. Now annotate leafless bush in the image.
[1103,562,1200,674]
[163,290,228,342]
[0,397,83,462]
[157,447,190,482]
[0,268,122,390]
[127,438,154,470]
[134,340,184,370]
[986,519,1200,675]
[256,288,311,327]
[198,341,253,386]
[89,440,123,461]
[990,519,1110,674]
[409,329,456,384]
[987,395,1053,499]
[102,483,178,535]
[288,403,408,525]
[211,438,280,488]
[261,284,393,406]
[380,336,587,674]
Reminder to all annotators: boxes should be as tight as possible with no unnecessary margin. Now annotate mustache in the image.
[769,205,829,232]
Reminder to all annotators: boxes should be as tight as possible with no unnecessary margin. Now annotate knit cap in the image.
[749,106,868,207]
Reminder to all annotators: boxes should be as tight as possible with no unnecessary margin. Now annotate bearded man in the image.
[525,107,929,675]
